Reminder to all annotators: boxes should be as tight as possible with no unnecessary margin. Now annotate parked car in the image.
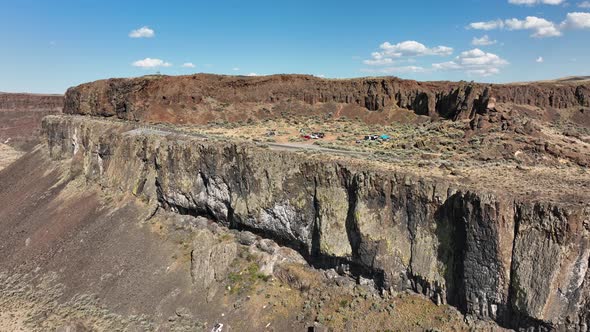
[364,135,379,141]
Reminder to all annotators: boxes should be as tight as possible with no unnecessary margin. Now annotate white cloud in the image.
[469,16,561,37]
[246,73,259,76]
[232,67,240,71]
[378,41,453,57]
[508,0,565,5]
[469,12,590,37]
[433,48,509,76]
[536,56,544,62]
[132,58,172,68]
[562,12,590,28]
[472,35,498,46]
[363,57,396,66]
[364,41,452,67]
[505,16,562,37]
[580,1,590,8]
[129,26,155,38]
[182,62,196,68]
[469,20,505,30]
[362,66,427,74]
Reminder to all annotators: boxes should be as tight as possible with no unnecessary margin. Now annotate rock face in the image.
[191,229,238,300]
[0,92,63,111]
[43,115,590,331]
[63,74,590,124]
[0,93,63,150]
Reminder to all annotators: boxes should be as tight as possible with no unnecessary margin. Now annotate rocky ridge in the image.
[63,74,590,125]
[43,115,590,331]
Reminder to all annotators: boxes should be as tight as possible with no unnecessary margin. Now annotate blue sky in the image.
[1,0,590,93]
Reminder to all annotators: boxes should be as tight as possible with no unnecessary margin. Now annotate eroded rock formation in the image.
[62,74,590,125]
[0,92,63,150]
[0,92,63,111]
[43,115,590,331]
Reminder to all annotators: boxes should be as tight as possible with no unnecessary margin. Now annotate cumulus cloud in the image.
[232,67,240,71]
[363,57,396,66]
[433,48,509,76]
[508,0,565,5]
[377,41,453,57]
[470,16,561,37]
[536,56,544,62]
[182,62,196,68]
[469,12,590,37]
[505,16,562,37]
[246,73,259,76]
[580,1,590,8]
[562,12,590,28]
[364,40,453,67]
[469,20,505,30]
[472,35,498,46]
[362,66,427,74]
[129,26,155,38]
[132,58,172,68]
[470,17,561,37]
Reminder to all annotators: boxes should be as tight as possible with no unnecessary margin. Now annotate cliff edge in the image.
[63,74,590,126]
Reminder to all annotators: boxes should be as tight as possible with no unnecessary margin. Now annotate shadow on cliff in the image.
[434,193,468,311]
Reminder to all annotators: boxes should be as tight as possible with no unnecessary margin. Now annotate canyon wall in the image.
[43,115,590,331]
[0,92,63,150]
[63,74,590,124]
[0,92,63,111]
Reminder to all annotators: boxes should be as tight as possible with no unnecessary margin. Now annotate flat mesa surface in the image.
[72,114,590,206]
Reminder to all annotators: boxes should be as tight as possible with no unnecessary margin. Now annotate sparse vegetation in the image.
[227,262,270,295]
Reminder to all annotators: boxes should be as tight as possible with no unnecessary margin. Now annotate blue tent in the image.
[380,135,391,140]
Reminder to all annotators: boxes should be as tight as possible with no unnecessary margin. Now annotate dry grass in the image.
[0,143,23,171]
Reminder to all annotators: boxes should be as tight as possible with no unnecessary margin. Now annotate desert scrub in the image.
[227,262,271,295]
[218,233,234,242]
[289,137,305,143]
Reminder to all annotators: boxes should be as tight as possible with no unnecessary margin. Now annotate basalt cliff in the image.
[63,74,590,124]
[1,75,589,331]
[41,114,590,331]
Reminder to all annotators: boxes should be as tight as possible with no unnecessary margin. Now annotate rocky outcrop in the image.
[191,229,238,300]
[63,74,590,124]
[43,115,590,331]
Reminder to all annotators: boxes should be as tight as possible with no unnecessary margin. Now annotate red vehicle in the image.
[302,135,312,140]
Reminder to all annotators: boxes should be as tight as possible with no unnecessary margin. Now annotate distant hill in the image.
[552,76,590,82]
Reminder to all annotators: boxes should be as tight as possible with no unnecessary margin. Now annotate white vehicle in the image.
[364,135,379,141]
[211,323,223,332]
